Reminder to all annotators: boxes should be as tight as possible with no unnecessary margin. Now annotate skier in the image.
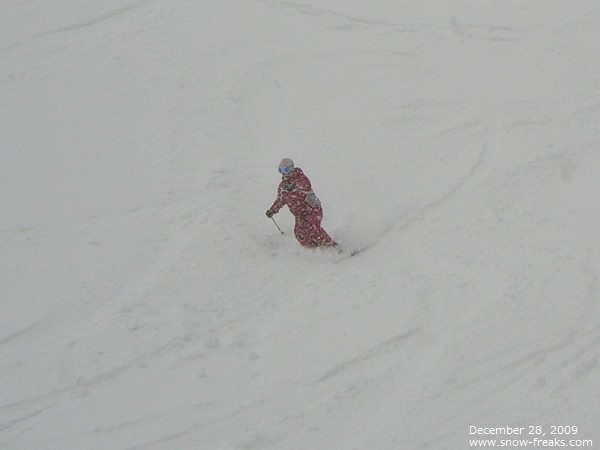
[266,158,338,249]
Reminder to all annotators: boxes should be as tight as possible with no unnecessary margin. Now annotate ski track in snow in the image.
[316,328,419,383]
[257,0,412,28]
[40,0,158,36]
[0,0,158,54]
[394,127,495,233]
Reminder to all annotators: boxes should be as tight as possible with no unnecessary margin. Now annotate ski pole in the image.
[271,217,284,234]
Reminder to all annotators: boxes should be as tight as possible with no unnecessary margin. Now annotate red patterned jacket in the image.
[269,168,322,218]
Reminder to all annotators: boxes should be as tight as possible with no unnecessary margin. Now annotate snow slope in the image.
[2,1,600,449]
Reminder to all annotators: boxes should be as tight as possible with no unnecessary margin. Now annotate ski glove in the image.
[266,209,274,218]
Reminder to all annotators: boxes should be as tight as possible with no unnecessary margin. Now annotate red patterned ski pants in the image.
[294,211,337,248]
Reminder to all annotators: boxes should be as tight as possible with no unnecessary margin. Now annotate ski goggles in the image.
[278,166,292,175]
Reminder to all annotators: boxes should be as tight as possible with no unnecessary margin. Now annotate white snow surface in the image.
[2,1,600,449]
